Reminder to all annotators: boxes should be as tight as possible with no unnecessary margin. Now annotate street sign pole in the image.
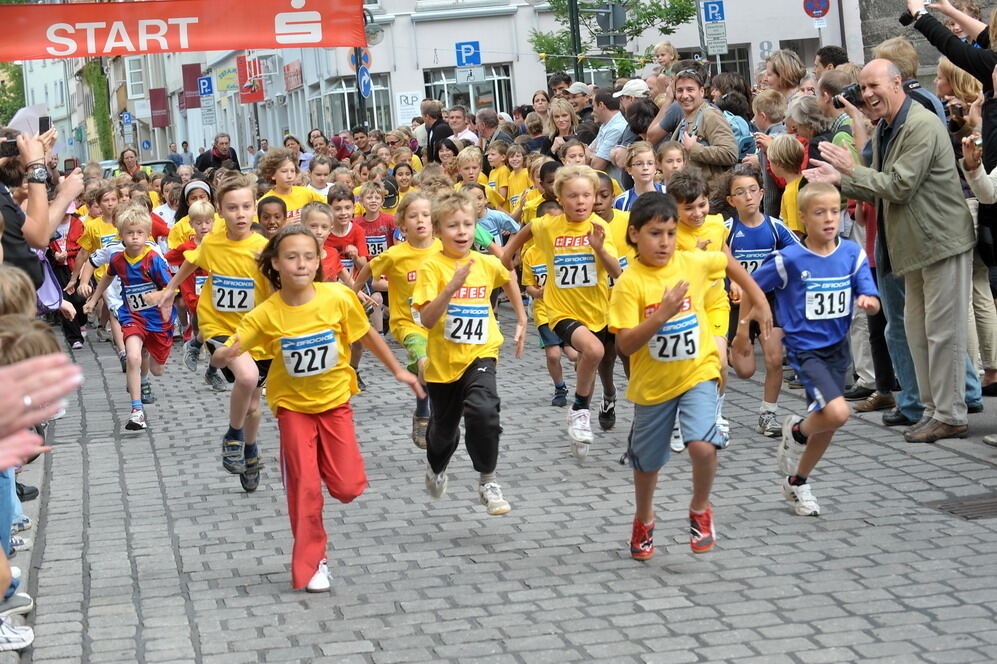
[567,0,584,82]
[354,47,367,127]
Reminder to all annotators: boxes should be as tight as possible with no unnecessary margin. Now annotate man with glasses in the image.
[448,105,479,144]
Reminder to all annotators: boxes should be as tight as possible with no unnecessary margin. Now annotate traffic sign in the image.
[455,66,485,83]
[804,0,829,18]
[455,41,481,67]
[141,139,151,150]
[702,0,725,22]
[197,76,213,96]
[348,48,371,72]
[121,111,133,125]
[704,22,728,55]
[357,65,372,99]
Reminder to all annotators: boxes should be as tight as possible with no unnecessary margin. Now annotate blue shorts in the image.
[786,338,850,413]
[537,323,565,349]
[627,380,728,472]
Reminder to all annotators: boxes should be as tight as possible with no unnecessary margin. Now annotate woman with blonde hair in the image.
[545,97,580,156]
[764,49,807,101]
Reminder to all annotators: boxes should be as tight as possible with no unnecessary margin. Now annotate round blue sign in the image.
[141,140,152,150]
[357,65,373,99]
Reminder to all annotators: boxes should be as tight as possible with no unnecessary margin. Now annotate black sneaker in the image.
[551,385,568,407]
[598,395,616,430]
[356,372,366,392]
[140,382,155,404]
[15,483,38,502]
[240,445,262,492]
[882,408,916,427]
[119,352,127,373]
[844,385,874,401]
[221,436,246,474]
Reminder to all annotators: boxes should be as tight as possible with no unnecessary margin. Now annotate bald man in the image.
[804,59,976,444]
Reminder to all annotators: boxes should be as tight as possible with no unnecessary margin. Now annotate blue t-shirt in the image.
[478,209,520,246]
[724,214,799,274]
[106,247,176,332]
[613,183,665,212]
[752,238,877,351]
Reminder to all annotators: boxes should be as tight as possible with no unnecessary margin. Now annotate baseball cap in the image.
[613,79,651,99]
[566,82,590,96]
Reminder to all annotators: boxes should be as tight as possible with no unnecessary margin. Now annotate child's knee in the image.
[686,440,717,462]
[150,363,165,377]
[825,399,850,429]
[328,476,367,504]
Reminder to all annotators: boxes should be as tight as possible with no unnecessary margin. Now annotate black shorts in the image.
[786,338,850,413]
[552,319,614,349]
[206,336,271,387]
[727,293,780,343]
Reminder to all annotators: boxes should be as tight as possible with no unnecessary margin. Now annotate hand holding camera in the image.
[832,83,864,111]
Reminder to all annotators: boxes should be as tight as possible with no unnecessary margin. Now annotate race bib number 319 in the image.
[212,275,255,312]
[805,277,850,320]
[281,330,338,377]
[444,304,489,344]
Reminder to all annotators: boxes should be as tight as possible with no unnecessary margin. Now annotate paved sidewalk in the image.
[23,319,997,664]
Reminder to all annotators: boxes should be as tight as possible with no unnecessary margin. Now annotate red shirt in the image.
[165,239,209,312]
[321,249,344,282]
[324,222,368,275]
[355,213,396,258]
[150,213,170,240]
[65,216,85,271]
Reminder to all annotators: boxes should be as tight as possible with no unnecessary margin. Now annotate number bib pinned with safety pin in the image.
[212,274,255,312]
[649,313,700,362]
[194,275,208,296]
[805,276,850,320]
[444,303,489,345]
[123,282,155,311]
[281,329,338,377]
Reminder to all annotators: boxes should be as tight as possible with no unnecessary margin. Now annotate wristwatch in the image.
[25,164,47,184]
[913,8,928,20]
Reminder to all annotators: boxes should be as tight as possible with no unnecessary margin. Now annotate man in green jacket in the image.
[805,58,975,443]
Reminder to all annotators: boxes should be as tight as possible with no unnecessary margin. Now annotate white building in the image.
[21,0,862,162]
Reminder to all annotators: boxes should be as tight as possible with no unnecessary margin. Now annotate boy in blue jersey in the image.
[84,203,177,432]
[733,182,879,517]
[723,165,800,437]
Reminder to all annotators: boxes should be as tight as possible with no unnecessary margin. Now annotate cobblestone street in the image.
[22,317,997,663]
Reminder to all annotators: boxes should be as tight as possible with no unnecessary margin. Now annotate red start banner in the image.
[0,0,366,61]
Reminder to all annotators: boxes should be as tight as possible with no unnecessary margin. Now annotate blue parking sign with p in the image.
[703,0,725,22]
[198,76,213,96]
[455,41,481,67]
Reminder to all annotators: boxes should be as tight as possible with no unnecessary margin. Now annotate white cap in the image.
[566,82,591,96]
[613,79,651,99]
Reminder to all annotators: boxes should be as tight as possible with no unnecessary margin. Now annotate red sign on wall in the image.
[284,60,303,91]
[149,88,169,128]
[237,56,264,104]
[182,63,201,110]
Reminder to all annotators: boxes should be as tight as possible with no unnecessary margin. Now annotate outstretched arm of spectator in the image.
[925,0,988,44]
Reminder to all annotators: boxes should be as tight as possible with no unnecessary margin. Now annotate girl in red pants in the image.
[213,225,422,591]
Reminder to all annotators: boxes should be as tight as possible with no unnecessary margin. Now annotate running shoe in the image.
[140,381,155,404]
[0,617,33,651]
[118,352,127,373]
[9,536,30,553]
[478,482,511,515]
[306,559,331,593]
[411,415,429,450]
[567,409,593,459]
[689,508,716,554]
[670,424,685,454]
[125,409,146,431]
[71,340,84,350]
[205,369,227,392]
[221,436,246,474]
[425,466,448,499]
[777,415,805,476]
[551,385,568,407]
[630,518,655,561]
[183,341,200,372]
[598,395,616,430]
[0,593,33,617]
[240,445,262,492]
[783,478,820,516]
[356,372,366,392]
[11,516,31,533]
[757,411,781,437]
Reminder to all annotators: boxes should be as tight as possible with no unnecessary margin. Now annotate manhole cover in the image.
[925,494,997,520]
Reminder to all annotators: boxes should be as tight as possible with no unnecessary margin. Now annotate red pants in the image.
[276,405,367,589]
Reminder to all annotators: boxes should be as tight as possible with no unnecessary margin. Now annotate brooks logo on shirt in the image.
[454,286,487,300]
[554,235,590,248]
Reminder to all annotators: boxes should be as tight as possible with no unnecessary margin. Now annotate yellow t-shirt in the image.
[488,164,510,193]
[412,251,510,384]
[780,177,803,234]
[606,210,635,277]
[168,214,226,249]
[183,231,270,345]
[261,186,325,223]
[149,190,162,208]
[232,283,369,414]
[367,239,442,342]
[677,214,730,335]
[455,180,504,209]
[608,252,726,405]
[529,213,618,331]
[521,245,550,326]
[79,217,119,279]
[506,169,531,212]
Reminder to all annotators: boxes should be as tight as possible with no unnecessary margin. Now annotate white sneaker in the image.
[478,482,511,515]
[125,409,147,431]
[568,408,593,459]
[9,536,30,552]
[757,411,781,437]
[0,617,33,651]
[777,415,805,475]
[783,479,820,516]
[9,568,19,582]
[669,424,685,453]
[425,466,448,499]
[305,559,331,593]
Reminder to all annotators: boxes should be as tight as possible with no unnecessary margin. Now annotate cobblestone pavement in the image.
[20,314,997,664]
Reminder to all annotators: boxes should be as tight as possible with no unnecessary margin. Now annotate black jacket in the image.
[194,148,240,172]
[913,13,996,93]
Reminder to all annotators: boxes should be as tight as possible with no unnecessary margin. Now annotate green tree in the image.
[528,0,697,78]
[0,62,24,126]
[82,60,114,159]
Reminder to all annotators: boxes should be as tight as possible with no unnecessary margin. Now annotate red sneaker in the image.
[689,508,716,554]
[630,518,654,560]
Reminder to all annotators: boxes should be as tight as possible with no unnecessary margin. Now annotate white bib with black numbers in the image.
[649,313,699,362]
[531,264,548,289]
[409,297,423,327]
[212,275,255,312]
[733,248,770,274]
[194,275,208,296]
[366,235,387,257]
[444,303,489,345]
[805,277,850,320]
[123,282,155,311]
[553,252,597,289]
[281,329,338,377]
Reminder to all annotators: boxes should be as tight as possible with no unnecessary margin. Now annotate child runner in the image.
[768,134,806,236]
[155,174,271,492]
[733,182,879,517]
[300,202,355,287]
[501,165,622,458]
[614,141,665,211]
[354,182,396,259]
[83,203,176,431]
[557,140,587,166]
[308,156,335,199]
[413,190,527,514]
[485,141,511,209]
[259,148,325,223]
[257,196,288,239]
[722,165,799,436]
[166,200,226,391]
[505,145,531,213]
[609,192,771,559]
[456,147,504,209]
[211,225,422,592]
[656,141,687,185]
[353,192,440,448]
